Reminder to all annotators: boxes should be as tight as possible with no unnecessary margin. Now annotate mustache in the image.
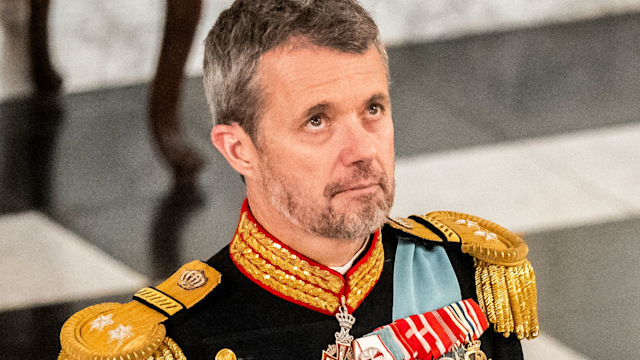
[323,163,391,198]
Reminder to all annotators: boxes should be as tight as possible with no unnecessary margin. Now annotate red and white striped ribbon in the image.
[353,299,489,360]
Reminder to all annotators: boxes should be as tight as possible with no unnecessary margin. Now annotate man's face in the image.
[251,41,395,241]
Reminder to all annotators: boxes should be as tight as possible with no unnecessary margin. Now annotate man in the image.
[58,1,538,359]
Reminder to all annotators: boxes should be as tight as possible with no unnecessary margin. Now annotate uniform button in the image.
[215,348,237,360]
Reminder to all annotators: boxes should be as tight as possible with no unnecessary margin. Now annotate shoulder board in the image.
[388,212,539,340]
[58,260,220,360]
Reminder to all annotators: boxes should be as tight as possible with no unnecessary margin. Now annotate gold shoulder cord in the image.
[58,260,221,360]
[390,212,539,340]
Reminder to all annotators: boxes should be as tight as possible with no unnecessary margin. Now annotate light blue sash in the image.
[392,238,462,320]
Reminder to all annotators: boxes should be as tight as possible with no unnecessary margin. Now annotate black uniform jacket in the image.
[166,224,523,360]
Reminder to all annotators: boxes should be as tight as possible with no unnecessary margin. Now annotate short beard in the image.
[260,158,395,241]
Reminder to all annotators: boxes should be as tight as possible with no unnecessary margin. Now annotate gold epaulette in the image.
[388,212,539,340]
[58,261,221,360]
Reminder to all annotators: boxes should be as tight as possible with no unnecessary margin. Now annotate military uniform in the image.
[58,200,538,360]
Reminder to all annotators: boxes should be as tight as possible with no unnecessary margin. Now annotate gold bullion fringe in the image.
[147,337,187,360]
[57,337,186,360]
[475,259,539,340]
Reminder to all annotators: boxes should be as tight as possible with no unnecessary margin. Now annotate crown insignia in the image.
[336,309,355,330]
[464,340,489,360]
[322,298,356,360]
[178,270,208,290]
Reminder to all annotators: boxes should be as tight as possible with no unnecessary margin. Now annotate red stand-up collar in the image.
[229,199,384,315]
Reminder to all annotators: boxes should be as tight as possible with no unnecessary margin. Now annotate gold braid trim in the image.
[230,208,384,314]
[58,337,186,360]
[236,212,342,292]
[346,236,385,309]
[231,232,340,312]
[420,211,540,340]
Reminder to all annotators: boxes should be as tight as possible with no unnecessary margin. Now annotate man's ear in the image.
[210,123,258,178]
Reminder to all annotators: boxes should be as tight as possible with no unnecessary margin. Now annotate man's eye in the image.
[307,116,324,127]
[368,104,380,115]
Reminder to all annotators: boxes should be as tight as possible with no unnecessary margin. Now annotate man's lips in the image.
[323,170,388,198]
[333,182,381,195]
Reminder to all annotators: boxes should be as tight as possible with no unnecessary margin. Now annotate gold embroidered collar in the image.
[229,200,385,315]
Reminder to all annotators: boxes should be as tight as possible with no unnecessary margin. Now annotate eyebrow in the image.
[368,93,390,106]
[301,93,391,119]
[303,102,330,119]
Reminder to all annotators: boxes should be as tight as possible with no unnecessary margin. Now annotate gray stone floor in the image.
[527,219,640,359]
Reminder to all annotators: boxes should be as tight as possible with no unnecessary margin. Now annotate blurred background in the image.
[2,0,640,358]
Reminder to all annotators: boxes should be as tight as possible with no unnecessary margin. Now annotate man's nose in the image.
[339,116,378,165]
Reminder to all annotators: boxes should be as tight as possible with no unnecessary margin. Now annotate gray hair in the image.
[203,0,387,142]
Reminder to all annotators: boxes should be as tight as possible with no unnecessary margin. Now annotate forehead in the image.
[255,40,389,119]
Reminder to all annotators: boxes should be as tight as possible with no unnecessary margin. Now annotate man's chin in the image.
[329,210,388,241]
[332,191,389,212]
[327,198,390,235]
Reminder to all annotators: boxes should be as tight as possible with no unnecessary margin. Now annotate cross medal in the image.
[322,297,356,360]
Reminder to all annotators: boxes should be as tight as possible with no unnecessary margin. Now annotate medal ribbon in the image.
[352,299,489,360]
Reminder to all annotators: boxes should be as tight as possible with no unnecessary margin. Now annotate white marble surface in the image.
[2,0,640,100]
[521,333,589,360]
[0,211,148,312]
[532,124,640,213]
[392,123,640,233]
[365,0,640,44]
[48,0,164,94]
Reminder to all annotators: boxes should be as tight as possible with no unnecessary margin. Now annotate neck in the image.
[246,196,367,267]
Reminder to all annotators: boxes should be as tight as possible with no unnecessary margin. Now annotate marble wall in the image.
[367,0,640,44]
[1,0,639,101]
